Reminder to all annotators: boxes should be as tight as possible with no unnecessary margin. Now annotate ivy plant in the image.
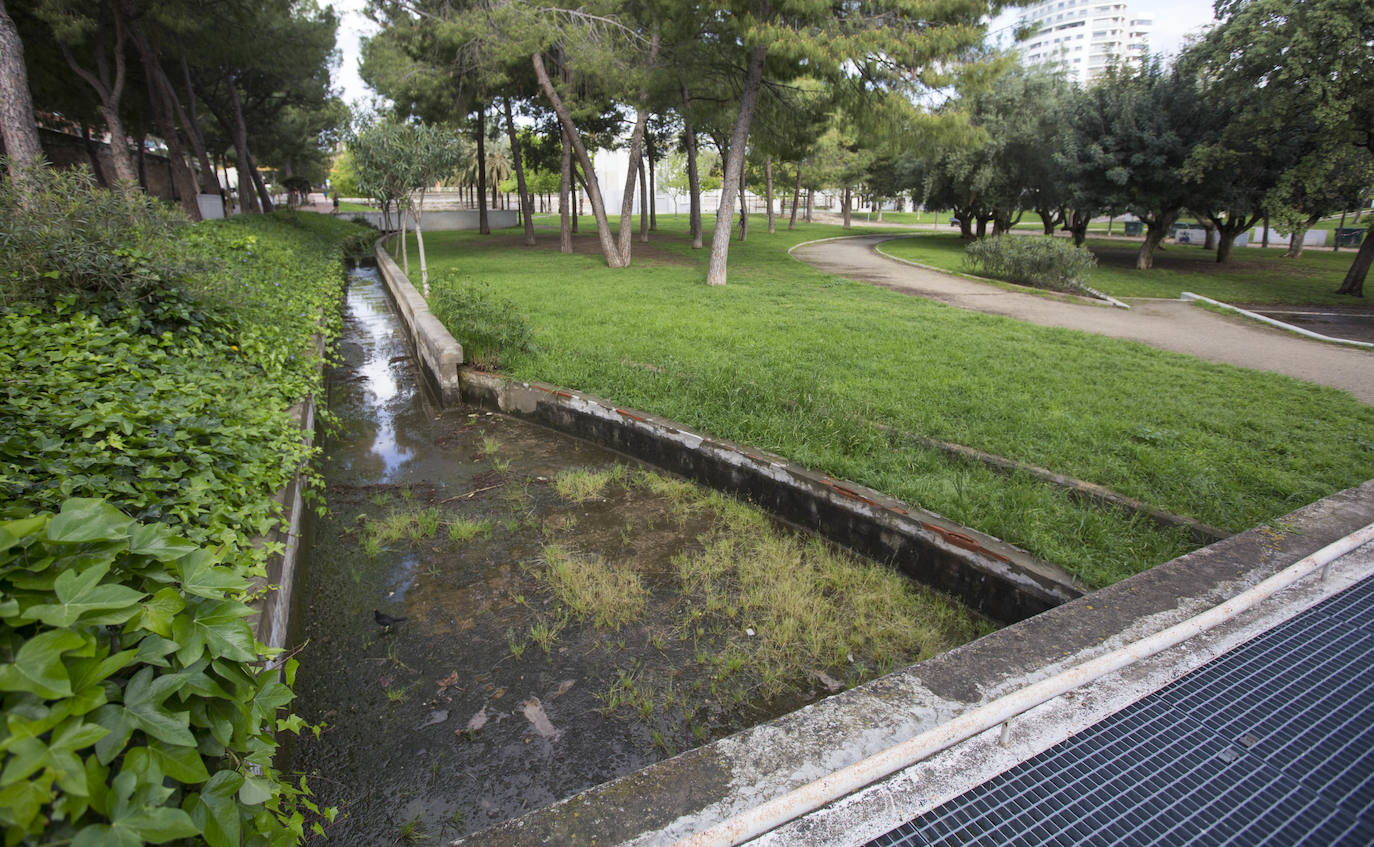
[0,499,333,846]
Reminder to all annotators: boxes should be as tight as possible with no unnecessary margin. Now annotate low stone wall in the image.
[374,243,465,403]
[341,209,520,231]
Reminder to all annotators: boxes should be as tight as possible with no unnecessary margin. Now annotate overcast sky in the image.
[328,0,1221,106]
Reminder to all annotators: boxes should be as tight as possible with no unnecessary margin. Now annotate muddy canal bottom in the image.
[285,268,990,843]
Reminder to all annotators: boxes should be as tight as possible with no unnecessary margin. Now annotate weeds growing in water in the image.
[528,612,568,654]
[541,544,646,630]
[355,506,442,554]
[479,435,500,456]
[397,816,428,844]
[553,465,625,503]
[448,517,492,542]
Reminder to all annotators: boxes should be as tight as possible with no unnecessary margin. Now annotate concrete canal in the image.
[282,266,991,842]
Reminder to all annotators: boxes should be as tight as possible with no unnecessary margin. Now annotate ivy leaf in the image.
[46,499,134,543]
[146,740,210,784]
[73,806,199,847]
[173,600,257,665]
[176,549,248,599]
[191,770,243,847]
[121,666,196,747]
[25,564,145,627]
[0,628,88,698]
[132,587,185,638]
[128,524,199,562]
[238,774,273,806]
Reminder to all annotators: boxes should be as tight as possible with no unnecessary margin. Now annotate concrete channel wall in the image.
[372,243,1081,623]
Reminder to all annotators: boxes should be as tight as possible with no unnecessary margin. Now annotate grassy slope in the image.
[878,232,1364,305]
[411,217,1374,588]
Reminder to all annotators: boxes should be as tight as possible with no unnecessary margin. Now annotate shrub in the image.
[0,210,361,571]
[963,235,1097,293]
[0,165,212,308]
[427,272,534,368]
[0,499,332,845]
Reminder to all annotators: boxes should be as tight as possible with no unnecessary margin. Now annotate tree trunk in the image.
[705,45,767,286]
[399,205,409,275]
[1334,210,1347,252]
[81,124,108,185]
[559,127,572,253]
[475,105,489,234]
[648,147,657,232]
[1262,215,1270,249]
[638,155,649,243]
[1136,214,1178,270]
[737,165,748,241]
[1202,220,1217,250]
[1335,223,1373,296]
[504,96,535,246]
[682,84,703,249]
[1284,213,1321,258]
[247,147,272,212]
[842,185,852,228]
[171,60,218,193]
[58,7,137,186]
[764,157,775,234]
[219,74,261,213]
[135,131,146,190]
[788,168,801,230]
[414,191,429,292]
[132,24,199,219]
[0,0,43,192]
[616,105,650,263]
[532,52,624,266]
[806,188,813,223]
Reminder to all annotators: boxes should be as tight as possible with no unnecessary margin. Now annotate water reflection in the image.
[346,272,413,479]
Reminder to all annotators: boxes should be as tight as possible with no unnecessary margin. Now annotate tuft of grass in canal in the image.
[536,468,993,750]
[415,219,1374,587]
[553,465,626,502]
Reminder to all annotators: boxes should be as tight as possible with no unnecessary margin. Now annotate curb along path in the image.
[791,235,1374,405]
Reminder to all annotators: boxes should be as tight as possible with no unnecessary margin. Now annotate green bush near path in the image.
[415,218,1374,588]
[880,232,1361,305]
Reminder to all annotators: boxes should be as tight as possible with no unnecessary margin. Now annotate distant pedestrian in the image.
[332,192,339,214]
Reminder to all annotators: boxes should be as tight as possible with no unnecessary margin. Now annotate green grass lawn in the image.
[402,218,1374,588]
[878,232,1363,305]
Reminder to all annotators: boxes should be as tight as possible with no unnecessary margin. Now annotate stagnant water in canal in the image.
[283,266,989,843]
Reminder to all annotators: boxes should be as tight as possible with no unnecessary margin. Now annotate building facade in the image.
[1014,0,1153,85]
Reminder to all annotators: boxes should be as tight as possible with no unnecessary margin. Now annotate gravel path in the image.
[792,234,1374,405]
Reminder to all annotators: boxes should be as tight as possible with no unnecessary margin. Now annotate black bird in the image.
[374,609,407,627]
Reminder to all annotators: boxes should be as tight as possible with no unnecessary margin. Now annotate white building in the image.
[1013,0,1153,85]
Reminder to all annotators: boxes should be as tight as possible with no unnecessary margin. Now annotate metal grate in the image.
[866,575,1374,846]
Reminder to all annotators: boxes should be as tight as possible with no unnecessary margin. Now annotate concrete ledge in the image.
[1181,291,1374,349]
[376,243,464,404]
[456,480,1374,846]
[460,369,1081,624]
[341,209,520,231]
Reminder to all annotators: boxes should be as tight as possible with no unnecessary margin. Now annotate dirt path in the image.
[793,235,1374,405]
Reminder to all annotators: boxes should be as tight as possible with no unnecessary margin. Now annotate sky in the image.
[328,0,1221,106]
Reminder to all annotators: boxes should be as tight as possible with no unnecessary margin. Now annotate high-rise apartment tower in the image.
[1014,0,1154,85]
